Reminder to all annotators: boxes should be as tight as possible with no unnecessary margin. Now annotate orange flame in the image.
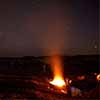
[49,55,65,87]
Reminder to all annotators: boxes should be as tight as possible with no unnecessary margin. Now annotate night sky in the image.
[0,0,98,56]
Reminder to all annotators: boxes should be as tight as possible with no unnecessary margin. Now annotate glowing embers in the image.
[50,77,66,88]
[96,74,100,81]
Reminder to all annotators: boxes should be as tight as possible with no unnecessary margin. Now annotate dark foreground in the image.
[0,55,99,99]
[0,75,99,100]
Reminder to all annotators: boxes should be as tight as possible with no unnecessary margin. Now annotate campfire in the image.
[49,55,67,92]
